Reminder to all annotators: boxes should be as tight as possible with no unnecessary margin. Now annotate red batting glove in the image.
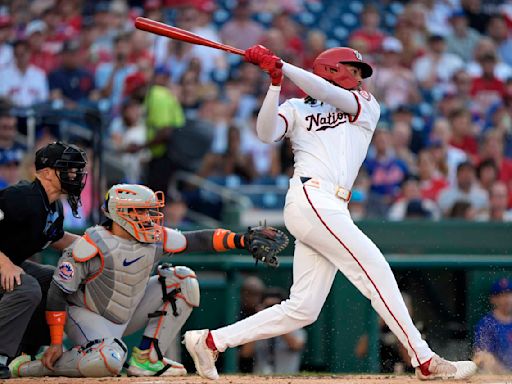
[244,44,274,65]
[259,55,283,86]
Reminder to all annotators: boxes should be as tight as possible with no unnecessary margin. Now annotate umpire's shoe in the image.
[416,354,477,380]
[183,329,219,380]
[0,363,10,379]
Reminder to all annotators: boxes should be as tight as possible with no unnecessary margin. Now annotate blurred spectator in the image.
[272,11,304,59]
[48,40,96,106]
[220,0,265,51]
[413,34,464,91]
[369,37,421,110]
[302,30,326,71]
[238,275,266,372]
[486,14,512,67]
[390,121,417,174]
[188,4,228,83]
[144,66,185,194]
[476,181,512,222]
[448,109,479,157]
[95,32,136,113]
[163,194,190,229]
[279,138,294,178]
[478,130,512,200]
[388,177,439,221]
[26,20,59,74]
[199,125,255,182]
[445,10,481,62]
[476,158,499,193]
[0,109,25,186]
[447,200,476,219]
[349,4,386,55]
[389,105,423,155]
[450,70,476,111]
[438,161,488,215]
[0,39,48,107]
[0,16,13,68]
[251,288,306,374]
[356,292,425,373]
[242,111,280,179]
[394,18,425,69]
[109,97,149,183]
[474,277,512,373]
[466,37,512,82]
[461,0,490,34]
[429,118,467,184]
[365,129,409,216]
[417,149,449,202]
[470,52,506,117]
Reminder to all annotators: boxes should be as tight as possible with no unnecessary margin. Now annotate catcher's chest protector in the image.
[76,226,162,324]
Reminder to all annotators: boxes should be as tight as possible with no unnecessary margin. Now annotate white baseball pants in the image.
[212,177,434,367]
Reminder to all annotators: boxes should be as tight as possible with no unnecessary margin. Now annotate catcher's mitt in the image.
[244,226,289,268]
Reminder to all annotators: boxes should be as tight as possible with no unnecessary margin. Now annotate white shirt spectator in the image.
[438,184,488,213]
[0,44,13,69]
[0,63,48,107]
[466,60,512,82]
[413,52,464,83]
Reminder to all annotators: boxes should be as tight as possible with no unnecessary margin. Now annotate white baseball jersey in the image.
[278,91,380,189]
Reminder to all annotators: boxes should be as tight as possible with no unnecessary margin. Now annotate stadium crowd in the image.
[0,0,512,224]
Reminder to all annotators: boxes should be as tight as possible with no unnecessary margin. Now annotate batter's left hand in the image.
[42,344,63,370]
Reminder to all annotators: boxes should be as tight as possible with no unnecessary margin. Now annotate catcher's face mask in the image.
[104,184,165,243]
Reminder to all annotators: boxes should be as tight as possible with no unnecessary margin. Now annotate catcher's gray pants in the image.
[0,261,54,358]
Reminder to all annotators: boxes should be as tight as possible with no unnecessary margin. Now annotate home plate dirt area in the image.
[5,374,512,384]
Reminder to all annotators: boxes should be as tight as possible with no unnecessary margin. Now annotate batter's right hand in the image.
[42,344,63,371]
[0,259,24,292]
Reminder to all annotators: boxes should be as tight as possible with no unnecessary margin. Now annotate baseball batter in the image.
[184,45,478,380]
[9,184,275,378]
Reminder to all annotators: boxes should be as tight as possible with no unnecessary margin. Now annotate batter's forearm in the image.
[282,62,358,114]
[183,229,245,253]
[257,85,286,143]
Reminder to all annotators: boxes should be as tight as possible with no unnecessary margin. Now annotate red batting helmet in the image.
[313,47,373,89]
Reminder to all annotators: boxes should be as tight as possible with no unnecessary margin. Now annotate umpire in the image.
[0,141,87,379]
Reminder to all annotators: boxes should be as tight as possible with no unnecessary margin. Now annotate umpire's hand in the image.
[0,256,24,292]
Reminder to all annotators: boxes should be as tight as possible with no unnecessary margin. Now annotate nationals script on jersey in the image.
[278,89,380,190]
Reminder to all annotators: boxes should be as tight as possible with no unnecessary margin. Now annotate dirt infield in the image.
[5,374,512,384]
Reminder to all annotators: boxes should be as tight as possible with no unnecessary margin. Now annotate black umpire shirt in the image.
[0,178,64,265]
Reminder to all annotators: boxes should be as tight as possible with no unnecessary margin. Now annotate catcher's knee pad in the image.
[157,264,200,307]
[144,265,199,362]
[78,338,128,377]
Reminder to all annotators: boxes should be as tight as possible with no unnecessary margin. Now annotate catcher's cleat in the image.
[8,354,32,378]
[126,347,187,377]
[183,329,219,380]
[416,354,477,380]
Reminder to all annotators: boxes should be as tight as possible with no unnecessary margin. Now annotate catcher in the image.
[9,183,288,378]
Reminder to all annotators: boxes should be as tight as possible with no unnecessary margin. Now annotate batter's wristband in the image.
[46,311,66,345]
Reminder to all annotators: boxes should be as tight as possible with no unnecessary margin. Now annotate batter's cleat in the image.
[183,329,219,380]
[416,354,478,380]
[126,347,187,377]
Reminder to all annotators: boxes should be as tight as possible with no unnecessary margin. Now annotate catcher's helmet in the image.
[35,141,87,217]
[103,184,165,243]
[313,47,373,89]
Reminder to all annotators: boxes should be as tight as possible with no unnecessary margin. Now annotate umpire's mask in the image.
[35,141,88,218]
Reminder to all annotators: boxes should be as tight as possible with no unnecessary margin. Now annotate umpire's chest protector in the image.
[76,226,162,324]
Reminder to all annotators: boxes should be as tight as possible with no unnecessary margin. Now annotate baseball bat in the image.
[134,17,245,56]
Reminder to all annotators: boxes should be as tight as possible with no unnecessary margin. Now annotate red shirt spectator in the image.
[349,4,386,54]
[470,53,506,116]
[448,108,479,157]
